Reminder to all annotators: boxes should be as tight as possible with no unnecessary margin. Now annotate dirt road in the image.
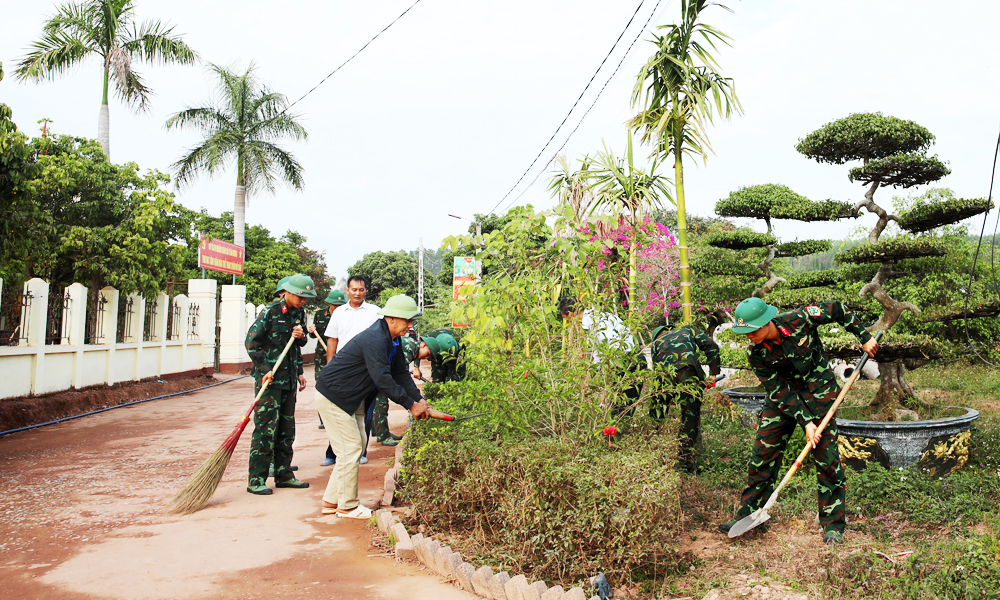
[0,373,474,600]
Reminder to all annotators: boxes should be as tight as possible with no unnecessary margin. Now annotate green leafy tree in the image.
[348,251,430,302]
[797,113,993,407]
[16,134,189,296]
[166,63,307,249]
[630,0,742,323]
[586,134,672,311]
[14,0,197,158]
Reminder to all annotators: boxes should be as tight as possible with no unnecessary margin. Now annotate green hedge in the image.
[775,239,832,258]
[703,229,776,250]
[835,237,946,264]
[785,268,839,289]
[848,152,951,189]
[766,286,871,312]
[715,184,852,221]
[898,197,994,233]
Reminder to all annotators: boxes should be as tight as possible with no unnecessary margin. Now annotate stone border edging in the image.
[376,439,598,600]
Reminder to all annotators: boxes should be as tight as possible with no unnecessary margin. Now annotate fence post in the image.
[150,291,168,377]
[129,293,145,381]
[188,279,218,374]
[100,286,119,385]
[220,285,248,373]
[23,279,49,394]
[173,294,189,375]
[67,283,88,389]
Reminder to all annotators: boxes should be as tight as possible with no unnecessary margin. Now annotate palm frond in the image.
[13,29,93,81]
[114,65,151,110]
[123,19,198,65]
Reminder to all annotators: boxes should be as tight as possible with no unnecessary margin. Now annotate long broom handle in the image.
[761,330,883,511]
[240,334,299,422]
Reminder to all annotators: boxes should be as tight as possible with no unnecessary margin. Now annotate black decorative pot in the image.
[835,407,980,476]
[723,387,767,420]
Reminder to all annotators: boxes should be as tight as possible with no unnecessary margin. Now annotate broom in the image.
[166,335,298,515]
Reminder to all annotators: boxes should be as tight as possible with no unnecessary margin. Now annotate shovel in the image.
[728,330,882,538]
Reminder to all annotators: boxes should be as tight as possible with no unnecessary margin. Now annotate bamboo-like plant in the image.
[629,0,742,323]
[165,63,308,249]
[586,134,672,311]
[14,0,197,159]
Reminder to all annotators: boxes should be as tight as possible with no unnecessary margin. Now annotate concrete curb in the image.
[375,436,599,600]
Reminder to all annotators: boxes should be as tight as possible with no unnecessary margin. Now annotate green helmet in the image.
[282,273,317,298]
[436,333,459,356]
[325,290,346,305]
[274,275,292,298]
[420,336,442,358]
[379,294,421,319]
[651,325,668,341]
[732,297,778,334]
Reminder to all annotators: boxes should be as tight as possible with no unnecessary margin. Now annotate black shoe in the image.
[718,519,737,534]
[389,433,403,441]
[378,438,399,447]
[247,485,273,495]
[275,477,309,489]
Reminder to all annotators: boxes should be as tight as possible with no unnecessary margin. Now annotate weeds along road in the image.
[0,372,474,600]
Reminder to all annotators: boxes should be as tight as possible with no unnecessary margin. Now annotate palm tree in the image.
[14,0,197,159]
[587,134,672,311]
[547,154,594,224]
[629,0,741,323]
[166,63,308,248]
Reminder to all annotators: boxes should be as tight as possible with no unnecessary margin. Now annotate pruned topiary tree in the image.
[796,113,994,408]
[706,183,854,301]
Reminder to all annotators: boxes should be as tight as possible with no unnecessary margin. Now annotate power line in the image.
[283,0,424,114]
[498,0,672,214]
[487,0,651,215]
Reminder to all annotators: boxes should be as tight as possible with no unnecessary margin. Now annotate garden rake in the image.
[728,330,882,538]
[166,335,297,515]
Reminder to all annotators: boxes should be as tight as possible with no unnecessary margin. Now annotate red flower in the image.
[603,426,618,437]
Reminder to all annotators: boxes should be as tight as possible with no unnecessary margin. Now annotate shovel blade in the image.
[728,509,771,538]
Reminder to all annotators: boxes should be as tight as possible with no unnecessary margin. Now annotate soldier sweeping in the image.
[719,298,878,544]
[245,274,316,495]
[649,321,722,473]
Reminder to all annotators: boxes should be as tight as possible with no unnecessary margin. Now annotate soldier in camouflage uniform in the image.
[649,323,722,472]
[719,298,878,544]
[245,274,317,495]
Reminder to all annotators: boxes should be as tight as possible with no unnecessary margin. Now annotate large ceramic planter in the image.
[723,387,767,421]
[835,407,979,476]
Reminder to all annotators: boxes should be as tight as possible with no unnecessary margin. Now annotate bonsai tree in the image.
[706,183,854,301]
[796,113,994,408]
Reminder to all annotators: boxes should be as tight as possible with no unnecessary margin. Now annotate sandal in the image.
[337,505,373,520]
[321,506,339,515]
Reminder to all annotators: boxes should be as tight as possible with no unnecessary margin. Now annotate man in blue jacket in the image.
[315,295,430,519]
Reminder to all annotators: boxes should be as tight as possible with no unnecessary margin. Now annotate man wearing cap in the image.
[245,274,316,495]
[719,298,878,544]
[649,319,722,473]
[315,295,431,519]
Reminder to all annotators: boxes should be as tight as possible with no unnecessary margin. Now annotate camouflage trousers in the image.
[371,395,393,443]
[735,374,846,533]
[650,367,703,472]
[248,383,297,487]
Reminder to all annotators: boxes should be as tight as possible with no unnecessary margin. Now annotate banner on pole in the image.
[198,235,245,276]
[452,257,476,327]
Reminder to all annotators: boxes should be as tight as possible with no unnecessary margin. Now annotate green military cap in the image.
[651,325,669,341]
[274,275,292,298]
[325,290,346,305]
[732,297,778,334]
[436,333,459,356]
[282,273,317,298]
[379,295,421,319]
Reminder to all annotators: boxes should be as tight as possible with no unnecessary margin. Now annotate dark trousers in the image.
[248,384,296,486]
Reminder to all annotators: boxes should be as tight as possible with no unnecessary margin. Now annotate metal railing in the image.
[45,288,72,345]
[85,290,107,345]
[167,300,181,341]
[115,296,135,344]
[0,287,31,347]
[143,299,158,342]
[187,303,200,340]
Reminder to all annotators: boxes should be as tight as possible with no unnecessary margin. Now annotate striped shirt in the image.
[324,301,381,351]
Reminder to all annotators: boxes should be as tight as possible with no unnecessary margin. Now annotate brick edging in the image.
[376,439,599,600]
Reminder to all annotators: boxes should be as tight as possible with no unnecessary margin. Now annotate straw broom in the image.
[166,335,297,515]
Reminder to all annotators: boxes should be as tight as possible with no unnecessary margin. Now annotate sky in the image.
[2,0,998,281]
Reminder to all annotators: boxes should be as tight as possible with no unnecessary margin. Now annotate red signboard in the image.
[198,236,245,275]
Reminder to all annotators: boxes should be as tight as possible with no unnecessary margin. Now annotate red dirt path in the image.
[0,372,474,600]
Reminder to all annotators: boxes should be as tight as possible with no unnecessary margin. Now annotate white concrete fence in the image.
[0,278,317,400]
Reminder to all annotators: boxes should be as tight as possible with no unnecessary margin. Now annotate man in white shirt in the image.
[324,276,382,356]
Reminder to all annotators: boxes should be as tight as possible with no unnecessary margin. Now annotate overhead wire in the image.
[486,0,652,215]
[960,123,1000,367]
[497,0,673,214]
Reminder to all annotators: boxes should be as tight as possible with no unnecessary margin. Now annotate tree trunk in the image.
[872,362,918,408]
[673,126,692,324]
[97,104,110,159]
[233,184,246,248]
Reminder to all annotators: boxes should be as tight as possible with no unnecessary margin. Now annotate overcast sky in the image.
[2,0,998,281]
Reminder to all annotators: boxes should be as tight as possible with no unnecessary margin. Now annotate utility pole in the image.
[417,237,424,314]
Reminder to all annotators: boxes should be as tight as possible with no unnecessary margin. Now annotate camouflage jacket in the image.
[748,300,873,427]
[651,325,721,380]
[246,298,308,389]
[312,307,334,365]
[401,336,419,366]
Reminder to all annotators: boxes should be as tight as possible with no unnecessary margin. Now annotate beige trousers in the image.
[316,392,366,509]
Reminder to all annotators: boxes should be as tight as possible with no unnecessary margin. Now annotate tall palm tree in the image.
[629,0,741,323]
[14,0,197,159]
[587,134,672,311]
[166,63,308,248]
[547,154,594,224]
